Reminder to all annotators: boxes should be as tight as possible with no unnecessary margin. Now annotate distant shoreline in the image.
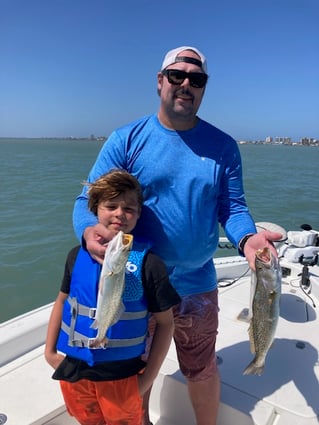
[1,137,318,146]
[238,141,319,147]
[0,136,106,141]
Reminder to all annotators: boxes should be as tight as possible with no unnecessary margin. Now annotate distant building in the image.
[265,136,273,143]
[275,137,291,144]
[300,137,317,146]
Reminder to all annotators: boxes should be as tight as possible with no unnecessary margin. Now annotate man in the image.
[73,46,282,425]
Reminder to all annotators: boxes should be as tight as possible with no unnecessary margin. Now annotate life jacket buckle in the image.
[88,308,96,319]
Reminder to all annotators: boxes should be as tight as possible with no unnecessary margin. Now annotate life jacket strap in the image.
[68,297,79,347]
[67,296,148,320]
[61,321,147,349]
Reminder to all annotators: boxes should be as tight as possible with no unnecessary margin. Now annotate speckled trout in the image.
[243,247,281,375]
[89,231,133,348]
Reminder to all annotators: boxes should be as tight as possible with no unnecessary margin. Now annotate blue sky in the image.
[1,0,318,141]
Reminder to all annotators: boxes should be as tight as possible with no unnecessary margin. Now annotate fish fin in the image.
[90,319,99,330]
[263,280,278,293]
[89,337,108,349]
[243,359,264,376]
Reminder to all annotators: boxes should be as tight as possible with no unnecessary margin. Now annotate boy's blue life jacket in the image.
[57,243,149,366]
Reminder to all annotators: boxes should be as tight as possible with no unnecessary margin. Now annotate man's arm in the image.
[73,191,98,242]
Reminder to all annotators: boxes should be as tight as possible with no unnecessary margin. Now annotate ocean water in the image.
[1,139,318,322]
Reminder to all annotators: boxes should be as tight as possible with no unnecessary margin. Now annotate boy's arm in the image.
[44,291,68,369]
[138,308,174,395]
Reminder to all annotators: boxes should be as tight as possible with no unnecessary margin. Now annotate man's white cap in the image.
[161,46,208,74]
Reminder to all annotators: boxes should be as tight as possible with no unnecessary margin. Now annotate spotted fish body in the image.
[89,231,133,348]
[243,247,281,375]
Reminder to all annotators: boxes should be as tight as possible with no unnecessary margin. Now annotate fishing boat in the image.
[1,224,319,425]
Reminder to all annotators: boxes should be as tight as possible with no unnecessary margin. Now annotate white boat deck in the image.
[216,256,319,425]
[1,255,319,424]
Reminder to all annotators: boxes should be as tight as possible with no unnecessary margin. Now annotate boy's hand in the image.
[137,373,154,396]
[45,351,65,370]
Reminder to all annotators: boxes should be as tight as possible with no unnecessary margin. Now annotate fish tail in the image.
[90,319,99,330]
[243,359,264,376]
[89,337,108,349]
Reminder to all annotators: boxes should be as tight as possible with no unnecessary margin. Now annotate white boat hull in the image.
[1,236,319,424]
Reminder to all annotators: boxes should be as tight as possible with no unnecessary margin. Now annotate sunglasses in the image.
[162,69,208,88]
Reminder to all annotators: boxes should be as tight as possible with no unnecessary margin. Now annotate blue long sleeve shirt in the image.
[73,114,256,295]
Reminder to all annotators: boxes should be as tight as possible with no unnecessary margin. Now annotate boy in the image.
[45,169,180,425]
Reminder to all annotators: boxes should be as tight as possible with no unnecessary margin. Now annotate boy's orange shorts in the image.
[60,375,143,425]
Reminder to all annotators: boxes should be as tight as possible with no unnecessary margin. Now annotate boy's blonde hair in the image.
[86,169,143,216]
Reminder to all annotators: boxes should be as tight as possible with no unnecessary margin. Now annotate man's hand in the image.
[84,224,117,264]
[243,230,283,271]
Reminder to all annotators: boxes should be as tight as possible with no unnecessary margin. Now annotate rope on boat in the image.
[218,237,236,250]
[218,242,236,249]
[218,266,250,288]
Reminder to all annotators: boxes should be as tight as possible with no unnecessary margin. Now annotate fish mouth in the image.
[123,233,133,248]
[256,247,271,263]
